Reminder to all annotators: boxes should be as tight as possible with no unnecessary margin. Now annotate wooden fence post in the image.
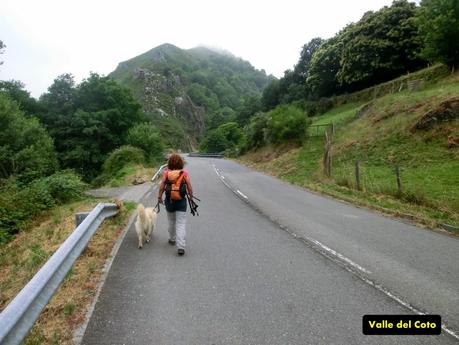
[323,130,332,177]
[395,165,402,193]
[355,161,361,190]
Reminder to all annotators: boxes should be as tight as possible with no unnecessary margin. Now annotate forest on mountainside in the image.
[110,44,273,149]
[200,0,459,155]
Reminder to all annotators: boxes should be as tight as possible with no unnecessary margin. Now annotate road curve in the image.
[213,158,459,335]
[81,157,457,344]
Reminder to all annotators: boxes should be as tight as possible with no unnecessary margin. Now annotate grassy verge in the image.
[239,76,459,231]
[95,164,155,188]
[0,198,135,344]
[239,143,458,231]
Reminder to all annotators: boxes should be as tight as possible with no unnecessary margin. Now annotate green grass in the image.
[311,102,364,126]
[241,71,459,228]
[93,164,155,188]
[307,103,364,136]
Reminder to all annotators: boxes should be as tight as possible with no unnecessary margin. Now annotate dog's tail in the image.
[137,204,146,224]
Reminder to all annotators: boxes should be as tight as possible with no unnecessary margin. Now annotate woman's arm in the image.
[157,171,167,203]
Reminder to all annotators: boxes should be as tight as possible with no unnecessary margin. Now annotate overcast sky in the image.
[1,0,396,98]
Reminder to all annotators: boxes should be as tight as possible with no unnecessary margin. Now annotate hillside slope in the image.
[110,44,272,149]
[240,72,459,227]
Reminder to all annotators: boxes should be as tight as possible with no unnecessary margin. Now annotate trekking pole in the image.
[154,201,160,213]
[187,195,199,216]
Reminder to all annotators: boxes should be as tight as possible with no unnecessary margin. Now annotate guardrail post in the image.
[75,212,89,226]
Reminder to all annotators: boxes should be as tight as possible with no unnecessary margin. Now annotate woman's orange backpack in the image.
[165,170,186,201]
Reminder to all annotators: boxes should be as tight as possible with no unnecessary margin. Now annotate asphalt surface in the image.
[213,159,459,332]
[81,157,458,344]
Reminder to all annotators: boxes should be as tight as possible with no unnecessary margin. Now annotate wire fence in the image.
[307,123,334,137]
[330,161,445,209]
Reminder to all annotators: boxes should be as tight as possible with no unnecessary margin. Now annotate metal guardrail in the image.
[151,164,167,182]
[188,152,223,158]
[0,203,119,345]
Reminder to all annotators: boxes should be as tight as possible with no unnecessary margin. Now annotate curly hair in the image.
[167,154,184,170]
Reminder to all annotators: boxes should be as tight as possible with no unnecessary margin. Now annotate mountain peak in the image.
[188,45,236,58]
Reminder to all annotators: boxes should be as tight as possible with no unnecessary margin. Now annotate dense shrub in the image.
[246,112,269,149]
[0,171,86,244]
[36,170,87,203]
[102,146,145,175]
[200,122,246,156]
[266,105,310,143]
[304,98,334,116]
[199,130,229,153]
[126,123,164,164]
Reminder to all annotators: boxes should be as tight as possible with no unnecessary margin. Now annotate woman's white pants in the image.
[167,211,187,249]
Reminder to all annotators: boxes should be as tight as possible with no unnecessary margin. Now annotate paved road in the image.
[82,157,458,344]
[214,159,459,332]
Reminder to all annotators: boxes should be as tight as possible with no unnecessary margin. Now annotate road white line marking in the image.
[357,273,459,340]
[309,238,371,274]
[342,214,359,219]
[212,164,459,340]
[236,190,248,199]
[213,166,249,201]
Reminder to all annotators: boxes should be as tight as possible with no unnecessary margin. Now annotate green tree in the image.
[0,80,42,116]
[235,96,262,126]
[200,130,229,153]
[217,122,244,146]
[258,38,324,110]
[246,112,269,149]
[294,38,324,82]
[307,37,343,97]
[307,0,425,96]
[39,73,143,180]
[261,79,281,111]
[200,122,245,154]
[126,123,164,163]
[38,73,76,127]
[417,0,459,69]
[0,40,5,67]
[337,0,424,90]
[0,94,58,182]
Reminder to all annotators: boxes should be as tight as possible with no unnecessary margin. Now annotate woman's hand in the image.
[157,196,163,204]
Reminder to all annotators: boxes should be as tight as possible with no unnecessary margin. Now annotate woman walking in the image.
[158,154,193,256]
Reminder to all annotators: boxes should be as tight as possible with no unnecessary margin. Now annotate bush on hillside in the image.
[102,146,146,176]
[126,123,165,164]
[304,98,334,117]
[200,122,246,156]
[36,170,87,203]
[266,105,310,143]
[0,171,86,244]
[246,112,269,149]
[199,130,229,153]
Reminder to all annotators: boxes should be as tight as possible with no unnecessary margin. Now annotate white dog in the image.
[135,204,157,249]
